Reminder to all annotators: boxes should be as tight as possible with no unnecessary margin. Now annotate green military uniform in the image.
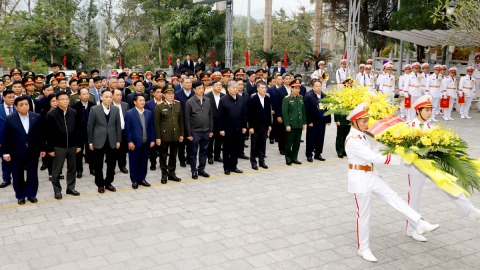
[70,78,96,106]
[154,83,184,182]
[334,114,350,158]
[6,68,22,90]
[221,69,232,91]
[282,79,307,163]
[23,77,40,100]
[34,75,45,94]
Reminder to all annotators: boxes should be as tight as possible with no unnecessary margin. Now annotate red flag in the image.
[316,49,319,59]
[210,49,214,56]
[0,57,2,67]
[326,54,329,63]
[283,50,287,68]
[168,54,171,66]
[254,58,257,65]
[344,51,347,60]
[146,56,149,63]
[63,56,66,67]
[8,65,11,71]
[245,50,250,67]
[32,56,35,63]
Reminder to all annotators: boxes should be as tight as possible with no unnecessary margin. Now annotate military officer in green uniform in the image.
[6,68,22,90]
[34,75,45,93]
[23,77,40,100]
[151,73,166,99]
[282,78,306,165]
[154,83,184,184]
[69,78,96,106]
[221,69,232,91]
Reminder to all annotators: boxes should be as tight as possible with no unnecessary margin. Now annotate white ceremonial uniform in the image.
[355,72,364,84]
[440,76,457,119]
[459,75,477,118]
[425,73,442,119]
[403,118,476,233]
[398,74,406,117]
[420,72,430,94]
[361,73,375,93]
[403,72,422,120]
[310,68,327,89]
[345,128,422,251]
[379,73,395,103]
[376,72,385,90]
[473,62,480,90]
[336,67,347,89]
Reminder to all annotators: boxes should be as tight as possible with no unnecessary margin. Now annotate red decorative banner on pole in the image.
[254,58,257,65]
[119,55,122,67]
[0,57,2,67]
[146,55,149,63]
[316,49,319,59]
[343,51,347,60]
[167,54,171,66]
[283,50,287,68]
[32,56,35,63]
[366,115,404,137]
[245,50,250,67]
[63,56,66,67]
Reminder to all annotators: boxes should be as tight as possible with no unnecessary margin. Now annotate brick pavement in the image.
[0,99,480,269]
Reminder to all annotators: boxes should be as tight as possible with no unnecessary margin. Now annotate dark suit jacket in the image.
[183,60,195,71]
[173,63,183,74]
[3,112,44,160]
[248,94,272,130]
[174,89,194,125]
[262,67,270,76]
[217,94,247,131]
[204,91,225,131]
[144,99,160,114]
[246,81,257,96]
[0,104,16,145]
[305,91,331,125]
[273,66,286,75]
[114,101,129,118]
[124,109,155,147]
[195,62,206,72]
[273,85,288,118]
[299,85,307,97]
[54,88,72,95]
[127,92,149,109]
[71,101,96,144]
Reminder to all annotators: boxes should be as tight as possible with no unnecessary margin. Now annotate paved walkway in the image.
[0,107,480,269]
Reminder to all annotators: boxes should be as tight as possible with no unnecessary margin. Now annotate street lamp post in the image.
[442,1,457,65]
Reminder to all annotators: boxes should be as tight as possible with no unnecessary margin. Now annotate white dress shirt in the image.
[4,104,13,116]
[113,101,124,129]
[19,112,29,134]
[259,94,265,108]
[213,92,221,108]
[102,103,110,115]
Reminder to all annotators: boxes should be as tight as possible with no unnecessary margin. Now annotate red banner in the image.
[283,50,287,68]
[119,55,122,67]
[167,54,171,66]
[146,56,149,63]
[63,56,66,67]
[254,58,257,65]
[245,50,250,67]
[440,96,451,109]
[366,115,404,137]
[458,94,466,105]
[404,96,412,109]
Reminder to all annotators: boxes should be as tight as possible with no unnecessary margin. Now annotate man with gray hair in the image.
[218,80,247,175]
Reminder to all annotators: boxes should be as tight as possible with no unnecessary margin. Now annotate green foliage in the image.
[390,0,446,31]
[380,44,395,58]
[305,50,330,65]
[255,50,279,67]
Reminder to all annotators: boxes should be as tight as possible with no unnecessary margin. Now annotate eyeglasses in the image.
[57,98,69,102]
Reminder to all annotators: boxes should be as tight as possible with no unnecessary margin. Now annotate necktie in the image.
[7,106,11,115]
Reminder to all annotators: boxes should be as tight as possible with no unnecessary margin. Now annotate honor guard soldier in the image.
[440,67,458,121]
[154,83,184,184]
[403,62,422,121]
[425,65,442,122]
[378,63,395,104]
[221,69,233,91]
[398,64,411,118]
[281,78,306,165]
[310,61,327,89]
[473,53,480,90]
[376,63,388,90]
[420,63,430,94]
[336,59,347,88]
[458,66,477,119]
[356,64,365,83]
[403,96,479,243]
[360,65,375,93]
[345,102,440,262]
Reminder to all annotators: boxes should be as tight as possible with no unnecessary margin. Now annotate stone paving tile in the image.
[1,95,480,269]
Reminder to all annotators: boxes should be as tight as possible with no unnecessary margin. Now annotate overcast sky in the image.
[233,0,315,20]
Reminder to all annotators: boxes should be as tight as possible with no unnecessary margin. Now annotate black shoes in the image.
[269,139,274,144]
[198,171,210,178]
[240,154,249,160]
[208,158,214,165]
[292,160,302,165]
[90,170,96,176]
[286,161,292,166]
[214,157,223,162]
[18,198,26,205]
[40,163,47,171]
[315,155,326,161]
[150,165,156,171]
[27,197,38,203]
[132,182,139,189]
[77,171,83,178]
[279,150,285,155]
[59,175,65,180]
[259,163,268,169]
[244,144,248,148]
[224,170,230,175]
[55,193,62,200]
[338,154,344,158]
[232,169,243,173]
[0,181,11,188]
[168,176,181,182]
[66,189,80,196]
[307,157,313,163]
[192,172,198,179]
[161,177,167,184]
[180,162,186,167]
[139,181,151,187]
[252,164,258,170]
[120,167,129,174]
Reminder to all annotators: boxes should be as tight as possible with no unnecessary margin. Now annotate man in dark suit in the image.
[294,74,307,97]
[11,81,34,112]
[236,79,249,160]
[2,96,45,204]
[195,57,206,72]
[111,89,129,174]
[174,77,194,167]
[205,79,225,164]
[127,81,149,109]
[89,76,104,104]
[261,61,270,76]
[145,86,163,170]
[218,81,247,175]
[266,74,281,144]
[45,63,60,84]
[2,97,45,204]
[248,81,272,170]
[273,61,286,76]
[55,78,72,95]
[87,90,122,194]
[183,54,195,71]
[71,88,96,178]
[125,94,155,189]
[272,73,292,155]
[245,71,257,96]
[173,59,183,74]
[304,59,310,72]
[305,80,331,162]
[0,90,16,188]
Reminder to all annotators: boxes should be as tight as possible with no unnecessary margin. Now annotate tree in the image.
[164,4,225,59]
[313,0,323,53]
[263,0,272,50]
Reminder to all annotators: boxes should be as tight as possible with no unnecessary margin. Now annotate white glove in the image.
[458,91,464,97]
[442,94,447,99]
[404,92,409,98]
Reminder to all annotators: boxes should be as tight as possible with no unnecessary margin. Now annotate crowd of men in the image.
[0,58,332,205]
